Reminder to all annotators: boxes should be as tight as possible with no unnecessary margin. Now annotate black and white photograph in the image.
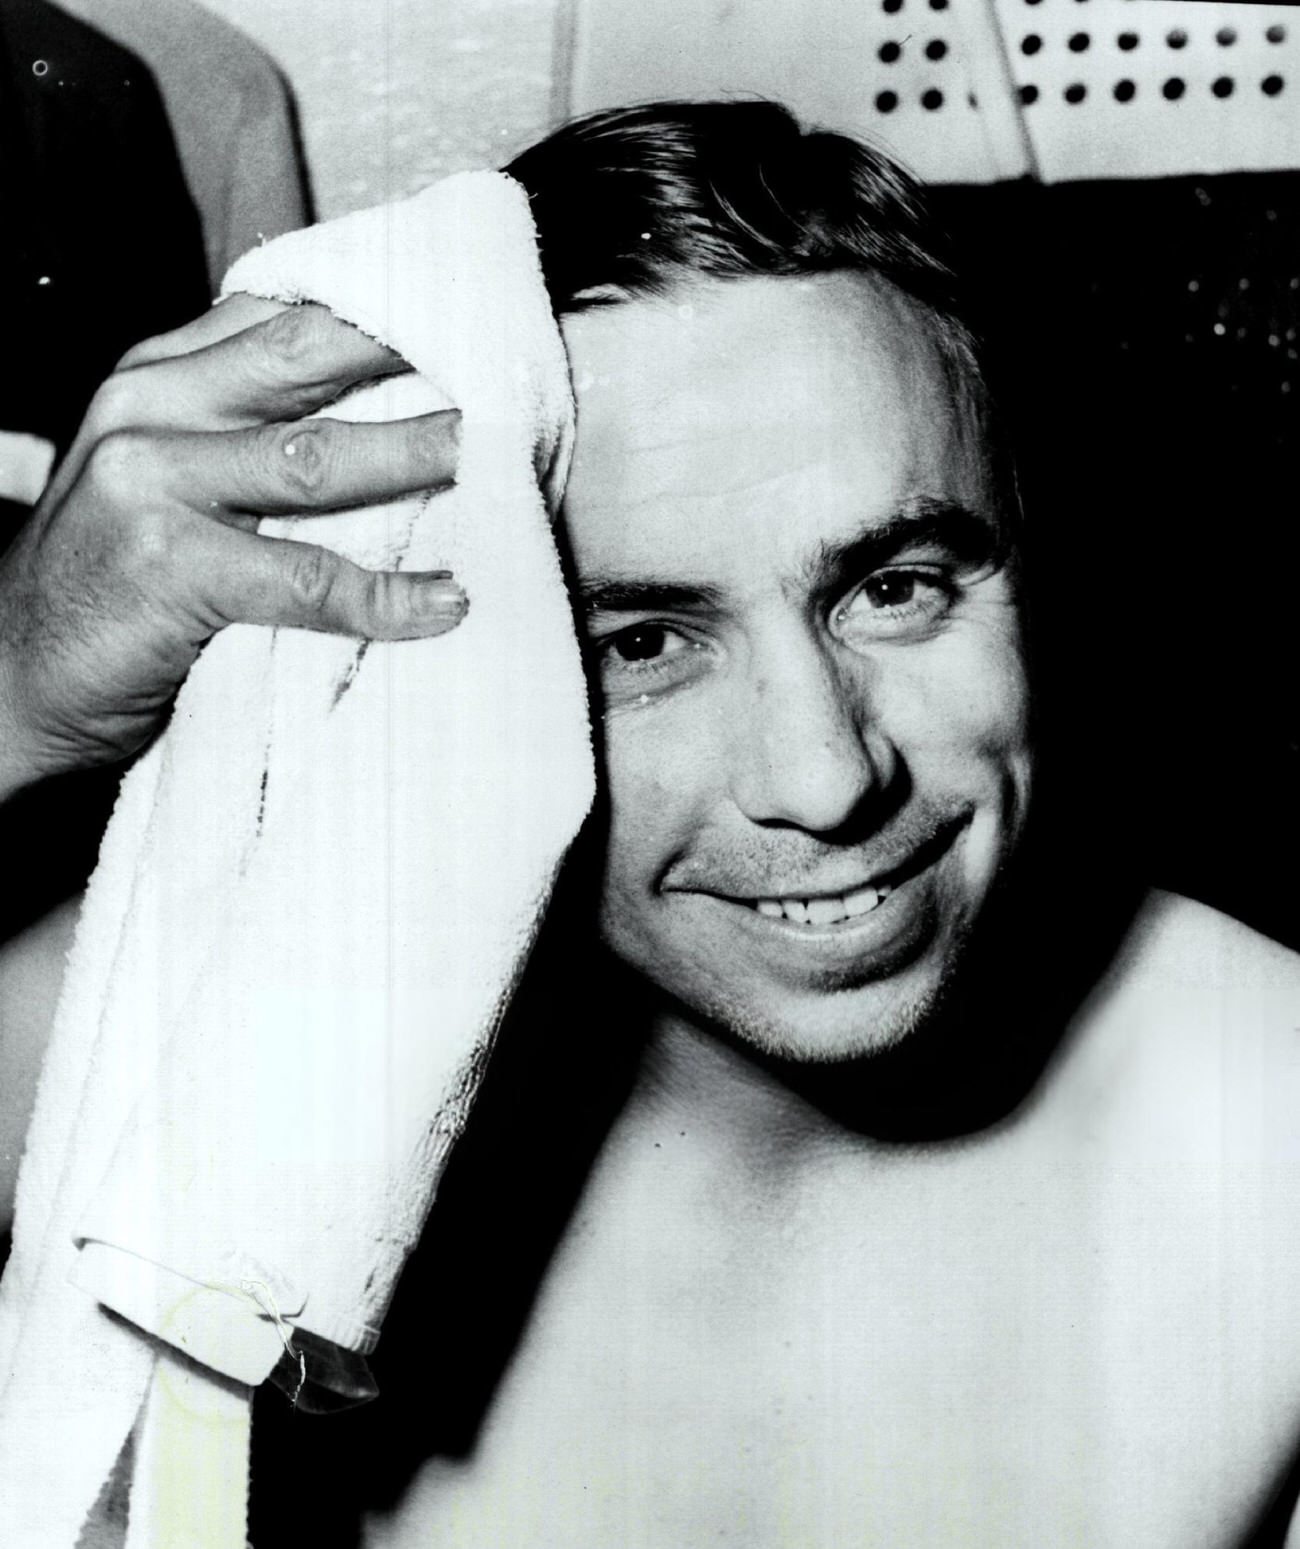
[0,0,1297,1544]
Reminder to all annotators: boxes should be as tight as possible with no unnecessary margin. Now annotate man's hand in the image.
[0,298,465,800]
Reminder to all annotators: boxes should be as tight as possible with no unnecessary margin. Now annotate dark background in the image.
[936,170,1298,953]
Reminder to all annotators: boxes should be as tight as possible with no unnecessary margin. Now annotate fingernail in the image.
[414,575,468,617]
[416,411,460,483]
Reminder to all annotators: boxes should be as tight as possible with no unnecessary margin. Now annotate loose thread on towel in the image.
[255,767,270,838]
[329,482,434,711]
[330,641,369,709]
[238,1279,305,1408]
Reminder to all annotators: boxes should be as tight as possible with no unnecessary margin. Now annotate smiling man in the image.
[363,103,1300,1549]
[564,270,1028,1065]
[3,101,1300,1548]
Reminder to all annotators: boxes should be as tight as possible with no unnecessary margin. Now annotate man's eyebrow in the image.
[578,501,1002,616]
[802,498,1003,597]
[579,579,726,616]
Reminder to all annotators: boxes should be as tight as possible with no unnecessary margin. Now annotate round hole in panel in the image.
[1266,25,1286,44]
[929,0,948,10]
[1212,75,1234,98]
[1018,82,1039,104]
[1021,34,1042,56]
[875,89,899,112]
[1262,74,1285,96]
[1166,29,1188,50]
[1117,31,1138,52]
[1163,76,1186,100]
[1215,27,1236,47]
[921,87,944,110]
[1024,0,1042,6]
[882,0,903,14]
[925,38,948,61]
[1064,81,1087,103]
[1114,78,1136,102]
[1068,32,1090,53]
[878,40,901,62]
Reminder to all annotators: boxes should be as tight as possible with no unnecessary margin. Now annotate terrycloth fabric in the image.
[0,172,592,1547]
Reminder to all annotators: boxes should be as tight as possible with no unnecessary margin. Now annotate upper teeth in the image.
[754,884,888,925]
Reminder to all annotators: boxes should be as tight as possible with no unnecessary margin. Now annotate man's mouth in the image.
[751,882,891,927]
[716,817,967,928]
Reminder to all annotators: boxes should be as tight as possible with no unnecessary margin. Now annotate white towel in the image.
[0,171,593,1547]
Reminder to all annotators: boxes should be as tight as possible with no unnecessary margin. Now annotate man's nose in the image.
[726,627,891,834]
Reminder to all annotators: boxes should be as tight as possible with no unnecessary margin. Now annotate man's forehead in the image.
[563,271,952,429]
[560,272,995,583]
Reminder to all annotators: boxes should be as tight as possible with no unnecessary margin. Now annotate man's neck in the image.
[633,1009,863,1175]
[622,858,1151,1163]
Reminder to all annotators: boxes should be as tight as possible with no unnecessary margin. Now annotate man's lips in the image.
[668,813,970,914]
[669,816,967,989]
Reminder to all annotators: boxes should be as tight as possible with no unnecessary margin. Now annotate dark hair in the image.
[506,100,1004,506]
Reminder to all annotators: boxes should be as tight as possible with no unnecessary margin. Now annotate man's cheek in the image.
[883,629,1030,770]
[598,722,697,931]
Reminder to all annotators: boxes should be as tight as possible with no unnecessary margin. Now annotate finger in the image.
[139,305,410,429]
[116,294,290,369]
[89,307,409,451]
[160,412,460,517]
[46,306,416,512]
[196,522,470,641]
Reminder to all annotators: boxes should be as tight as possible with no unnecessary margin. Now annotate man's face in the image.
[561,273,1031,1062]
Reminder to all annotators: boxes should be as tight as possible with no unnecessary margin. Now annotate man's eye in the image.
[863,572,923,609]
[590,622,712,708]
[834,567,955,643]
[609,624,673,663]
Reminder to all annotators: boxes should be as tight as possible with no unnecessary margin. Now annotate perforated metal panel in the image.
[997,0,1299,180]
[567,0,1028,182]
[566,0,1300,184]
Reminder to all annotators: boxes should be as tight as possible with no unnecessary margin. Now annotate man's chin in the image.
[639,873,983,1061]
[661,946,962,1067]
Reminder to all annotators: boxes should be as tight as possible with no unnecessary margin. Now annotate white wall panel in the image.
[568,0,1300,184]
[194,0,562,218]
[566,0,1031,182]
[995,0,1299,181]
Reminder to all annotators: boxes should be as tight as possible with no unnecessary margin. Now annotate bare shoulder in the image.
[1111,887,1300,1003]
[1121,886,1295,978]
[0,898,81,1233]
[1062,888,1300,1160]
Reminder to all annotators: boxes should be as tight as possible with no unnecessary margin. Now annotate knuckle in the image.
[359,570,397,636]
[114,333,169,373]
[272,419,340,500]
[258,304,331,374]
[84,372,150,439]
[84,428,157,507]
[284,542,340,619]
